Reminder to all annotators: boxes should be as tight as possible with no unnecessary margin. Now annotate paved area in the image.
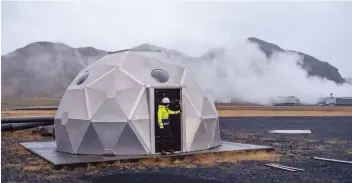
[2,116,352,183]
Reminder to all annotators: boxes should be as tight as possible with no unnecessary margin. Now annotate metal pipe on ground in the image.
[1,106,58,111]
[1,124,13,131]
[35,126,55,136]
[1,116,54,124]
[313,157,352,164]
[267,163,305,171]
[265,164,297,172]
[1,122,53,132]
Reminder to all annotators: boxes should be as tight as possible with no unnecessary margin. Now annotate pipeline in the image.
[1,116,54,124]
[1,116,54,133]
[1,106,58,111]
[1,122,53,132]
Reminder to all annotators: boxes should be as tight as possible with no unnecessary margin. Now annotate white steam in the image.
[183,40,352,105]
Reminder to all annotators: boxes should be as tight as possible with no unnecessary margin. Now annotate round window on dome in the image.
[76,72,89,85]
[151,69,169,83]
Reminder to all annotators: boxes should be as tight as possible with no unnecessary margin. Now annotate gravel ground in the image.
[2,116,352,183]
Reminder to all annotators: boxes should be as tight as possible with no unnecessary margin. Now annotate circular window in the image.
[76,72,89,85]
[151,69,169,83]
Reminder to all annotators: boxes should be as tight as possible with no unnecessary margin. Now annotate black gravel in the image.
[2,116,352,183]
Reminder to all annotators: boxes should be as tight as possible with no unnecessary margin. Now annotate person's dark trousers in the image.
[160,119,173,152]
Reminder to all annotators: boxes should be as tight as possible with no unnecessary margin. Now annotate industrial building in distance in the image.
[270,96,300,106]
[317,97,352,106]
[270,96,352,106]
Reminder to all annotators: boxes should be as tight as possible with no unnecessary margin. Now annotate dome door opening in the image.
[153,88,182,154]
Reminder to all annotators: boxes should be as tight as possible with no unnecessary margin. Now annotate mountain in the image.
[247,37,345,83]
[1,38,347,99]
[1,42,107,99]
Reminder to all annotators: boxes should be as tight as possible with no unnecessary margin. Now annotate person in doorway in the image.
[157,97,181,155]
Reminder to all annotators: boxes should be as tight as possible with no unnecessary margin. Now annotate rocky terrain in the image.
[1,38,347,100]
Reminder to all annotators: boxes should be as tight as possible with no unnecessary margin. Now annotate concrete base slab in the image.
[20,141,273,166]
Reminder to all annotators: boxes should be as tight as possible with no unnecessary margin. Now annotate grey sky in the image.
[2,1,351,76]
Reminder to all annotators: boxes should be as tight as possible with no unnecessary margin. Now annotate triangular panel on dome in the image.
[115,87,143,119]
[54,119,73,153]
[87,68,117,92]
[55,96,67,118]
[182,72,204,114]
[113,68,143,91]
[65,119,91,153]
[92,122,127,150]
[147,60,185,84]
[61,112,69,125]
[64,89,89,120]
[130,119,150,152]
[202,97,217,117]
[183,92,201,118]
[205,91,217,111]
[131,89,149,120]
[77,124,105,155]
[99,52,127,67]
[106,89,118,99]
[114,123,147,155]
[167,64,186,84]
[86,88,106,119]
[151,61,185,84]
[71,65,116,89]
[202,118,218,140]
[211,120,222,147]
[120,52,184,85]
[121,51,152,71]
[92,98,127,122]
[81,61,99,73]
[120,52,152,76]
[199,81,217,114]
[190,122,210,151]
[135,51,179,65]
[184,93,202,150]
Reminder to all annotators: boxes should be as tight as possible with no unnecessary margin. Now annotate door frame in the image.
[147,85,184,154]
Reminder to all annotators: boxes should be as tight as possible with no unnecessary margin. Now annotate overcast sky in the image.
[2,1,351,76]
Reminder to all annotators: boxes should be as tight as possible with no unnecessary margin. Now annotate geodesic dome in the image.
[54,49,221,155]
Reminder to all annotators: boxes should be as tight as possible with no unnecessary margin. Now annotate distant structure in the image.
[318,96,352,106]
[54,49,221,155]
[270,96,300,106]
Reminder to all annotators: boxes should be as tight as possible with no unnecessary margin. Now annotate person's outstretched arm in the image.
[167,108,180,115]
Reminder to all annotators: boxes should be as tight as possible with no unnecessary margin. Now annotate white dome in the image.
[54,50,221,155]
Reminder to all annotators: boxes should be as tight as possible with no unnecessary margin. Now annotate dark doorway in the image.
[154,88,182,153]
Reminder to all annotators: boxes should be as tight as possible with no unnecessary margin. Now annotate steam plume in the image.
[183,39,352,105]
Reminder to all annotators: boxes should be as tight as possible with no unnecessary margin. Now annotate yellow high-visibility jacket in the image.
[157,105,180,129]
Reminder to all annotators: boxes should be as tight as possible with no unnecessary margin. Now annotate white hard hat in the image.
[161,97,170,104]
